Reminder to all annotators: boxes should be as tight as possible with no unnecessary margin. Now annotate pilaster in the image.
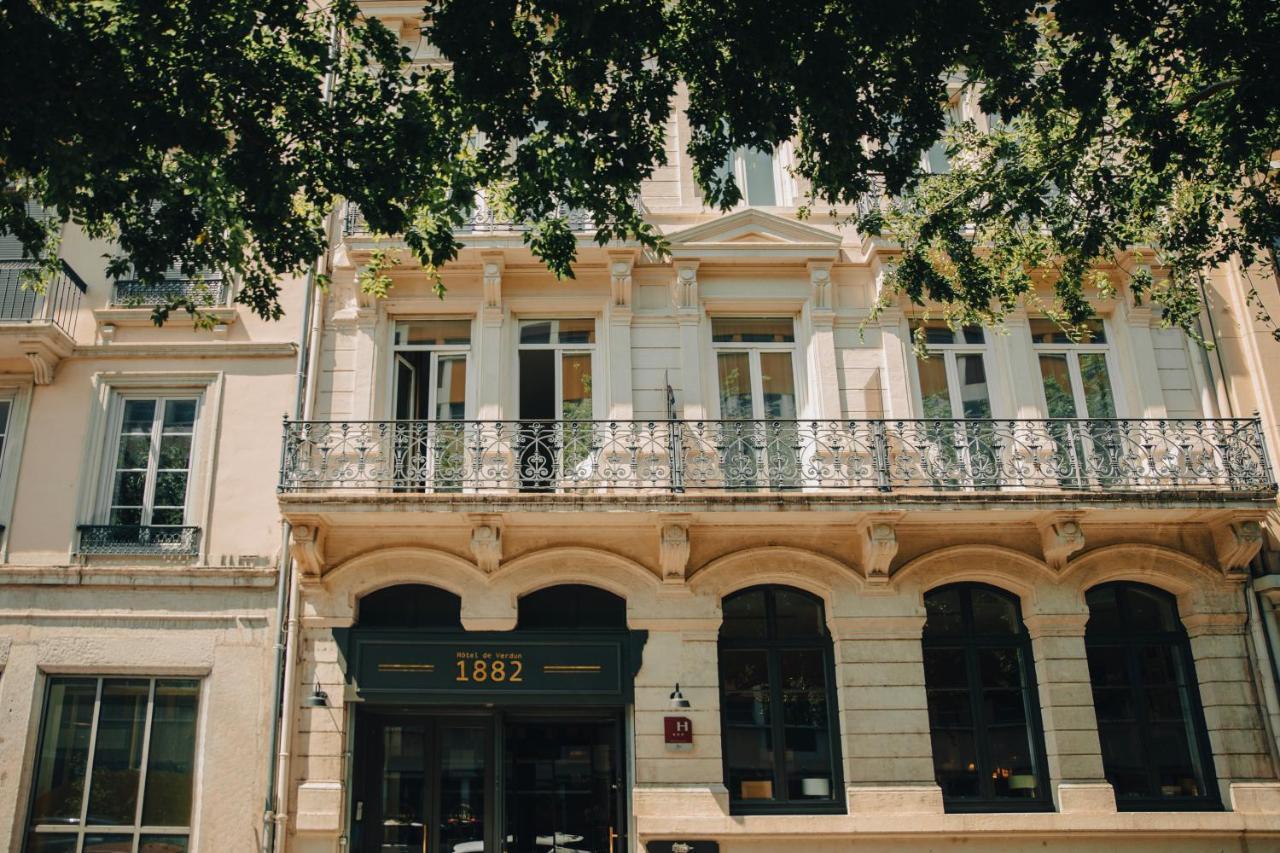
[477,254,506,420]
[673,261,705,419]
[805,260,841,419]
[607,251,637,419]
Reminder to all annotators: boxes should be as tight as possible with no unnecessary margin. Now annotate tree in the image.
[3,0,1278,339]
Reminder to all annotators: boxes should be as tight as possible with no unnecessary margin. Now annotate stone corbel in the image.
[855,513,902,587]
[24,351,55,385]
[469,514,504,574]
[608,251,636,311]
[1035,512,1086,571]
[807,261,833,312]
[1212,516,1266,579]
[672,262,699,312]
[658,516,692,585]
[290,521,328,577]
[481,253,504,313]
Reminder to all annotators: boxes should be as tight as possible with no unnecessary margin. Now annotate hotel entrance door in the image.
[353,711,624,853]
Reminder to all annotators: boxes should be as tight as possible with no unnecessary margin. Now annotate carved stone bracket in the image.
[291,521,328,577]
[856,513,902,587]
[24,351,55,385]
[608,251,636,311]
[1036,512,1086,571]
[1212,516,1266,579]
[469,514,504,574]
[807,261,833,311]
[658,516,692,585]
[672,262,699,312]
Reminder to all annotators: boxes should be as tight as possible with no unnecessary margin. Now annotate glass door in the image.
[1030,319,1119,485]
[391,320,471,491]
[711,318,799,488]
[354,714,490,853]
[516,319,596,490]
[909,321,996,486]
[502,717,622,853]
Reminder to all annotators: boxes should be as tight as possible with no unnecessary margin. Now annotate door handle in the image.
[608,825,619,853]
[354,800,363,821]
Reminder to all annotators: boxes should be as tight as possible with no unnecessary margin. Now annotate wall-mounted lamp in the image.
[669,683,691,710]
[303,682,330,708]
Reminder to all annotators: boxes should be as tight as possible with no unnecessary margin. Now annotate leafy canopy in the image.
[3,0,1277,337]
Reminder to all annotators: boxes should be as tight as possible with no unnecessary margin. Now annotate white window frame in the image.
[908,325,994,419]
[74,373,222,563]
[0,377,32,559]
[1030,319,1123,419]
[98,394,201,529]
[514,317,600,421]
[24,675,203,853]
[709,316,801,421]
[387,317,474,421]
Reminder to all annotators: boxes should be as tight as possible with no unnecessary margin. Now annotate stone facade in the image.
[3,20,1280,853]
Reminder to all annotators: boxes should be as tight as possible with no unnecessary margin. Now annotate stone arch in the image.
[489,546,661,628]
[317,546,489,626]
[892,544,1057,611]
[1061,543,1237,625]
[689,545,861,618]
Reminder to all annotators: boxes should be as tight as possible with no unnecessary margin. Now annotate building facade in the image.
[5,18,1280,853]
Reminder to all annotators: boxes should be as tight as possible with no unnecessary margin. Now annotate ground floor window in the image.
[25,677,200,853]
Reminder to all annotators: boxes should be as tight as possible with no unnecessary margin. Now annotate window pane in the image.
[780,650,828,726]
[82,836,133,852]
[1038,354,1077,418]
[157,434,192,470]
[121,400,156,434]
[758,352,796,420]
[916,356,952,419]
[518,320,552,344]
[1078,353,1116,419]
[116,434,151,470]
[773,589,825,638]
[1085,585,1123,633]
[988,723,1041,799]
[721,589,768,639]
[911,322,956,346]
[24,835,80,853]
[785,725,833,799]
[923,647,967,690]
[434,355,467,420]
[86,679,150,825]
[712,318,795,343]
[725,728,775,800]
[741,148,778,205]
[153,472,189,510]
[1029,318,1106,344]
[955,354,992,419]
[1125,586,1179,633]
[161,400,196,431]
[561,353,592,421]
[141,680,199,827]
[970,588,1019,635]
[111,471,146,509]
[930,726,979,798]
[721,649,771,725]
[556,318,596,344]
[977,647,1022,689]
[395,319,471,346]
[717,353,753,420]
[30,678,97,824]
[923,587,965,637]
[140,837,189,853]
[925,139,950,174]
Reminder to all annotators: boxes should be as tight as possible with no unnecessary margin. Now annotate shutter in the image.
[0,202,53,260]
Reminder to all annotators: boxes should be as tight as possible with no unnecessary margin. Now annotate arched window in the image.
[517,584,627,630]
[1085,582,1219,809]
[717,585,843,813]
[357,584,462,628]
[922,584,1051,811]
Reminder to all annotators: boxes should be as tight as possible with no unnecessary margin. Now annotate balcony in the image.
[342,201,601,238]
[0,259,88,382]
[111,276,227,307]
[76,524,202,558]
[0,259,86,334]
[278,417,1274,497]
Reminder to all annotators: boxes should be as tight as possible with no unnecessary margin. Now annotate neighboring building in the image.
[0,213,303,851]
[5,28,1280,853]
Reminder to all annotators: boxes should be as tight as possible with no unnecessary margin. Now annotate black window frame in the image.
[921,582,1054,813]
[1084,581,1221,811]
[717,585,845,815]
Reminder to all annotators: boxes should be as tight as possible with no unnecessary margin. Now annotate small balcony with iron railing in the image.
[76,524,202,558]
[0,259,89,381]
[110,276,228,308]
[341,197,615,240]
[278,417,1275,500]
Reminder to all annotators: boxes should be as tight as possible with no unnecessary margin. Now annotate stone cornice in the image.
[72,341,298,359]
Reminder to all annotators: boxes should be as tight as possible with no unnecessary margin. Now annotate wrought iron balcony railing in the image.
[111,277,227,307]
[77,524,202,557]
[343,201,598,238]
[0,260,87,337]
[278,417,1275,495]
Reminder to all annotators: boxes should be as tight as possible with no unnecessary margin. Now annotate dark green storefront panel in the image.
[335,629,647,705]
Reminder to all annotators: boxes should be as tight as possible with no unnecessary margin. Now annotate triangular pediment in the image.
[667,208,842,263]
